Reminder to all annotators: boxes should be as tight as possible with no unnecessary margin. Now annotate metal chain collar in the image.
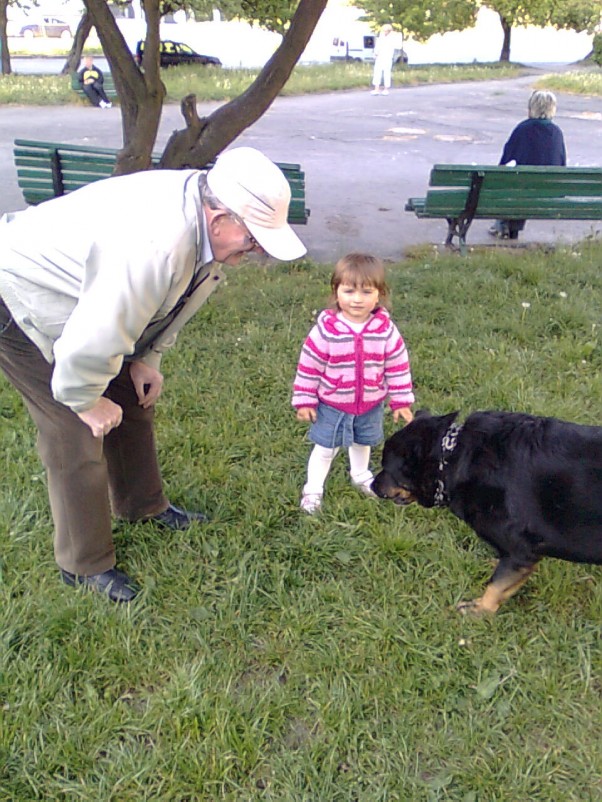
[433,421,463,507]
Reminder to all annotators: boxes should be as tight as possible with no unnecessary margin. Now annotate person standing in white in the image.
[371,24,396,95]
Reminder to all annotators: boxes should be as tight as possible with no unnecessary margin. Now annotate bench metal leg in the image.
[445,217,468,255]
[444,171,484,255]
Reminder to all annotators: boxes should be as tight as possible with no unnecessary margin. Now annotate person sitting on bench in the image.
[78,56,112,109]
[489,90,566,240]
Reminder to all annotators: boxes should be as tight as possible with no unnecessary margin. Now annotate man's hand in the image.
[393,407,414,425]
[77,397,123,438]
[129,361,164,408]
[296,407,317,423]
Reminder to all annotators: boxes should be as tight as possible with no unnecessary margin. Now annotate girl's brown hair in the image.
[330,253,391,310]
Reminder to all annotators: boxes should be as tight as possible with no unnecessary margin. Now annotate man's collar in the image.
[199,202,214,265]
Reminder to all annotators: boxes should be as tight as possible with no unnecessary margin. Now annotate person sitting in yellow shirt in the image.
[78,55,112,108]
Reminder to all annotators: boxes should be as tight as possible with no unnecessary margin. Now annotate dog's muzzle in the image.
[372,473,416,505]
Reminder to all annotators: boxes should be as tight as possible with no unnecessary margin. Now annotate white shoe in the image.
[352,478,377,498]
[300,493,322,514]
[370,89,381,95]
[99,101,112,109]
[381,90,389,95]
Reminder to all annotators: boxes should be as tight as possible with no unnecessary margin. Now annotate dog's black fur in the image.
[372,410,602,614]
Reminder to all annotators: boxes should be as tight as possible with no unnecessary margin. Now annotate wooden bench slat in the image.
[430,175,602,194]
[424,188,602,210]
[14,139,309,224]
[15,138,123,155]
[15,139,302,170]
[429,164,602,182]
[20,162,315,183]
[405,198,425,213]
[17,170,307,196]
[423,203,602,219]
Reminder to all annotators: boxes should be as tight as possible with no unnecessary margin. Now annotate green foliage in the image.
[1,242,601,799]
[356,0,479,42]
[545,0,602,33]
[482,0,544,28]
[0,72,76,105]
[239,0,300,34]
[483,0,601,31]
[161,0,300,31]
[159,0,240,22]
[593,32,602,67]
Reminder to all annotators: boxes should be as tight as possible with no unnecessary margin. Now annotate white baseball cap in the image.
[206,147,307,261]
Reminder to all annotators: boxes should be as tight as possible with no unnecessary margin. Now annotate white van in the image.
[330,32,376,62]
[330,28,408,65]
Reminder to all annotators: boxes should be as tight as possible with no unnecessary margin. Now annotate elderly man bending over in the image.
[0,148,306,602]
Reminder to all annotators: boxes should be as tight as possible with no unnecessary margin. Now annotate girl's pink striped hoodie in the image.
[292,308,414,415]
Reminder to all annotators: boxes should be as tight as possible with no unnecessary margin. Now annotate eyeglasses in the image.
[236,219,262,253]
[244,231,260,251]
[227,212,263,254]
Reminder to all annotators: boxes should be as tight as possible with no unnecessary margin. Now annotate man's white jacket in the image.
[0,169,224,412]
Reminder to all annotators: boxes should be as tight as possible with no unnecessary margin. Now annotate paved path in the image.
[2,74,601,261]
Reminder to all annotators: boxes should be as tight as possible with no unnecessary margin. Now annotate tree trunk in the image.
[499,16,511,62]
[82,0,326,176]
[159,0,329,169]
[84,0,165,174]
[0,0,11,76]
[61,13,94,76]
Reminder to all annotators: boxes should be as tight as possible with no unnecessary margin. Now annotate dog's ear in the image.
[440,411,460,427]
[414,409,460,423]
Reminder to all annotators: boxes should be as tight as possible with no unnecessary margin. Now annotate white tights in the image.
[303,443,374,496]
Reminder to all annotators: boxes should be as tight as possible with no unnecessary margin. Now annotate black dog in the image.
[372,410,602,614]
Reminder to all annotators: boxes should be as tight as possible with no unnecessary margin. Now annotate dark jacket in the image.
[500,118,566,166]
[78,65,104,86]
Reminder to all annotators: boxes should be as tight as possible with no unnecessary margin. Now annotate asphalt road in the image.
[2,72,601,261]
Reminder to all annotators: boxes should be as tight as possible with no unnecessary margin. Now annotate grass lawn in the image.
[1,241,600,800]
[0,61,528,106]
[1,60,599,106]
[535,70,602,96]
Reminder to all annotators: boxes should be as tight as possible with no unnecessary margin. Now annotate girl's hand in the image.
[393,407,414,425]
[296,407,317,423]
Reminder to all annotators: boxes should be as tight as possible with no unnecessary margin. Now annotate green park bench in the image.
[13,138,310,226]
[406,164,602,253]
[70,71,118,101]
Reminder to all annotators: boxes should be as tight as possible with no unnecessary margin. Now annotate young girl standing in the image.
[292,253,414,513]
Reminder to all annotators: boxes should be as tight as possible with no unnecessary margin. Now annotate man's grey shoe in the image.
[488,222,510,239]
[60,567,139,603]
[150,503,209,530]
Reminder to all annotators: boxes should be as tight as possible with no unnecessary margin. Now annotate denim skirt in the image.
[309,401,384,449]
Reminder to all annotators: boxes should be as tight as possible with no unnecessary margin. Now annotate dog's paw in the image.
[456,598,495,617]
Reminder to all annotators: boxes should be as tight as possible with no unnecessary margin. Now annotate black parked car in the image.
[135,40,222,68]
